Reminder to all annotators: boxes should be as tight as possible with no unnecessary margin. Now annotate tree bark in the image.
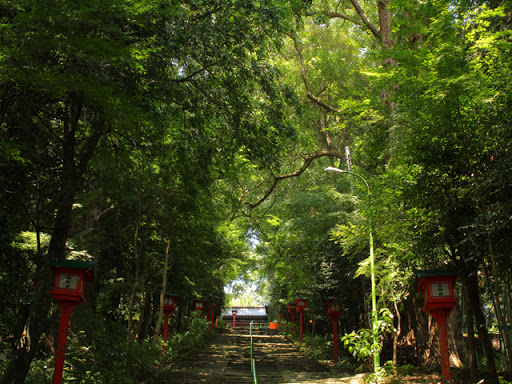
[462,272,499,384]
[486,238,512,370]
[152,239,171,346]
[463,280,480,382]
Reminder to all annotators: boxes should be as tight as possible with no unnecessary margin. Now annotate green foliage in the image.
[341,309,395,371]
[19,308,212,384]
[66,308,159,384]
[301,334,331,360]
[24,358,53,384]
[166,315,210,359]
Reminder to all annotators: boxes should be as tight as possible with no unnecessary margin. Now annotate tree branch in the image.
[292,36,340,113]
[239,149,343,209]
[349,0,381,40]
[320,11,361,25]
[173,61,219,83]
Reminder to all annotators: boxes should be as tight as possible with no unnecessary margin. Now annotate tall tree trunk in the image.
[463,285,479,382]
[392,296,401,372]
[462,273,499,384]
[486,238,512,371]
[126,217,142,347]
[152,239,171,346]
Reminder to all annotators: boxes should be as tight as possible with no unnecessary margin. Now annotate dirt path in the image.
[149,328,365,384]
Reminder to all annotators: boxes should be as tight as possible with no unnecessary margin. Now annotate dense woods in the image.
[1,0,511,383]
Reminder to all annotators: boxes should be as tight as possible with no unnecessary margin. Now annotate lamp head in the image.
[324,166,344,175]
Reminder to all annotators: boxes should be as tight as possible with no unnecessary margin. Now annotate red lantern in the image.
[326,300,341,320]
[232,310,238,328]
[295,298,307,310]
[417,275,457,313]
[50,261,95,303]
[162,292,179,353]
[194,300,205,311]
[295,299,307,343]
[50,260,96,384]
[164,292,179,312]
[209,302,217,332]
[326,300,342,362]
[416,270,458,383]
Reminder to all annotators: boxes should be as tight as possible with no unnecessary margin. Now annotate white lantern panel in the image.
[58,274,79,290]
[431,282,450,297]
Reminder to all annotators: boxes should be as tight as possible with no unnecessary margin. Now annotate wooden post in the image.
[52,302,78,384]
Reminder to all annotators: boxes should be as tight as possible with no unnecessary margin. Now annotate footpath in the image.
[148,328,365,384]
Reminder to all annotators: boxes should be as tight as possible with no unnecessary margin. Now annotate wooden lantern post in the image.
[295,299,307,343]
[194,300,205,315]
[209,302,217,332]
[326,300,342,362]
[49,260,96,384]
[232,310,238,328]
[163,292,179,352]
[416,269,458,383]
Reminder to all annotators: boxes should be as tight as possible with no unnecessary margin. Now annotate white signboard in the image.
[431,282,450,297]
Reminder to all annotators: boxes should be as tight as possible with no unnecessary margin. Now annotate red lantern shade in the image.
[295,299,307,310]
[50,260,96,303]
[287,303,296,313]
[416,272,457,314]
[164,292,179,312]
[194,300,205,311]
[326,300,342,319]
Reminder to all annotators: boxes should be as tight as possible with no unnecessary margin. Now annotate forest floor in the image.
[145,328,477,384]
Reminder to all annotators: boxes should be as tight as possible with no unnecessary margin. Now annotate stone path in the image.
[148,328,365,384]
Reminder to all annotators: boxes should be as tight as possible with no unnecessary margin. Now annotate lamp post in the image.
[326,300,342,362]
[194,300,205,312]
[295,299,307,343]
[49,259,96,384]
[163,292,179,353]
[209,302,216,332]
[416,270,458,383]
[232,310,238,328]
[325,166,380,373]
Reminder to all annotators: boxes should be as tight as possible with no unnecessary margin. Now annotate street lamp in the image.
[163,292,179,353]
[416,270,458,383]
[326,300,342,362]
[325,166,380,373]
[49,259,96,384]
[295,299,307,343]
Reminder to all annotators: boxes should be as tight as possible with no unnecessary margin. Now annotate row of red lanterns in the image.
[287,299,342,361]
[286,270,456,380]
[49,260,458,383]
[162,297,217,352]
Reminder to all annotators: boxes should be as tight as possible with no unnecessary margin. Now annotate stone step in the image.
[148,328,363,384]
